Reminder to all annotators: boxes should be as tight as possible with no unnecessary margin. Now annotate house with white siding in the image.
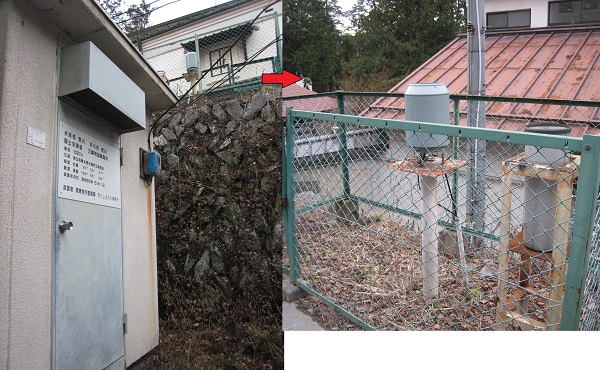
[129,0,283,96]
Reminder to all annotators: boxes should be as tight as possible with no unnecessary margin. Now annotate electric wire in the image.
[111,0,163,18]
[147,0,281,147]
[173,34,282,114]
[151,33,281,140]
[117,0,185,24]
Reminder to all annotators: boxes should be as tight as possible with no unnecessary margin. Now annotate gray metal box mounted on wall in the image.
[58,41,146,133]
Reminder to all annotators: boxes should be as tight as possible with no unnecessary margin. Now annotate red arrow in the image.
[262,70,302,87]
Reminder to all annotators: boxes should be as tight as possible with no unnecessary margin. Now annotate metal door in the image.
[54,101,124,369]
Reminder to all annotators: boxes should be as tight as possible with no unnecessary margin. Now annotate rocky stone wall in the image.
[153,91,282,321]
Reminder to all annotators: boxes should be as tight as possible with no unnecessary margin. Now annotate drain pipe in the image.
[466,0,487,250]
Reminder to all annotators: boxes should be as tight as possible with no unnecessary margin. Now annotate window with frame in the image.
[549,1,600,25]
[487,9,531,29]
[209,47,233,77]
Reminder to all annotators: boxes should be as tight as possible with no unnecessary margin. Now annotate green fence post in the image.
[285,108,300,285]
[337,91,350,198]
[228,64,234,87]
[194,34,202,94]
[274,11,282,73]
[281,112,288,276]
[561,134,600,330]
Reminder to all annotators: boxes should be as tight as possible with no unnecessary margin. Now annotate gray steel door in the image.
[54,101,124,369]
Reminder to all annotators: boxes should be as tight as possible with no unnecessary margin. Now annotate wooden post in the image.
[547,175,574,329]
[496,164,513,330]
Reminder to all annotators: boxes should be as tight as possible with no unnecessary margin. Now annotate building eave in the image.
[27,0,177,111]
[128,0,257,43]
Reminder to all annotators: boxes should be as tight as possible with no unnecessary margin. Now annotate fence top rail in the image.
[289,109,584,152]
[282,90,600,108]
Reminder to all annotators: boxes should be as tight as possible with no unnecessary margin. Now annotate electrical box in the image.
[58,41,146,133]
[140,148,161,180]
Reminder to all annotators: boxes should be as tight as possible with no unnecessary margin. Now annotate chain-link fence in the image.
[282,92,600,330]
[141,12,281,97]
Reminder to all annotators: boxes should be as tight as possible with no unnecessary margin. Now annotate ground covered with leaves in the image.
[130,273,282,369]
[286,206,558,331]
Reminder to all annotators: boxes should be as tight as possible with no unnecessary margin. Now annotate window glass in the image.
[488,12,509,28]
[549,1,600,24]
[582,0,600,21]
[509,10,532,27]
[209,48,232,77]
[487,10,530,28]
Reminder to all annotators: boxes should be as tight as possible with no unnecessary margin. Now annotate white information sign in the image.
[58,121,121,208]
[27,126,46,149]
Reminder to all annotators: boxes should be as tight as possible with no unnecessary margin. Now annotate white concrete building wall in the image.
[141,0,282,50]
[486,0,550,28]
[121,111,159,366]
[141,6,281,93]
[1,0,169,367]
[0,0,59,368]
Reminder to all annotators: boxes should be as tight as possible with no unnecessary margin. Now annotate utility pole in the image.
[466,0,487,249]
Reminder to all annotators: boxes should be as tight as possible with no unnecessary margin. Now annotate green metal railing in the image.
[283,91,600,331]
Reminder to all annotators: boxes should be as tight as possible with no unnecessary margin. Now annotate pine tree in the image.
[96,0,151,34]
[342,0,466,89]
[283,0,343,92]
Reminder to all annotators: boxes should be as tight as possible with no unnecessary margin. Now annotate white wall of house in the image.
[486,0,550,28]
[140,0,282,93]
[0,0,174,368]
[141,0,282,50]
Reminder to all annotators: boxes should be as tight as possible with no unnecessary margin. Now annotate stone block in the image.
[283,278,307,303]
[438,229,471,259]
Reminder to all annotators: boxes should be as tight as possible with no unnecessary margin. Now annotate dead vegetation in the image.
[129,272,283,369]
[285,207,558,331]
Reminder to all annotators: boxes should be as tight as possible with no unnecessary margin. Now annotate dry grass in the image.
[285,208,559,331]
[129,273,283,369]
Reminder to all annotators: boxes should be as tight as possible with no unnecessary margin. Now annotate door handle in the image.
[58,220,74,233]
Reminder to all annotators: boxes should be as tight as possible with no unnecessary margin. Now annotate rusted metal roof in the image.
[366,26,600,137]
[282,84,338,115]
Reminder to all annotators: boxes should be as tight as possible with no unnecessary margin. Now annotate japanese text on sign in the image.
[58,122,121,208]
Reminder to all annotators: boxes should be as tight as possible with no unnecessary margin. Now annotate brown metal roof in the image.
[282,84,338,115]
[366,26,600,136]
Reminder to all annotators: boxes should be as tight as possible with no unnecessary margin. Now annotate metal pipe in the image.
[337,93,350,198]
[421,175,439,300]
[466,0,487,248]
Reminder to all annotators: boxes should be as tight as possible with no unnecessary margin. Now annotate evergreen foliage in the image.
[284,0,466,92]
[283,0,343,92]
[97,0,152,34]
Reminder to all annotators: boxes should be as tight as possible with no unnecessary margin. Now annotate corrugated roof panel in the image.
[587,126,600,135]
[528,44,557,69]
[365,27,600,137]
[499,119,524,132]
[522,68,561,98]
[588,31,600,44]
[569,124,589,137]
[546,50,578,72]
[377,109,401,120]
[549,69,586,99]
[445,70,468,94]
[282,85,337,114]
[572,45,598,69]
[497,68,540,97]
